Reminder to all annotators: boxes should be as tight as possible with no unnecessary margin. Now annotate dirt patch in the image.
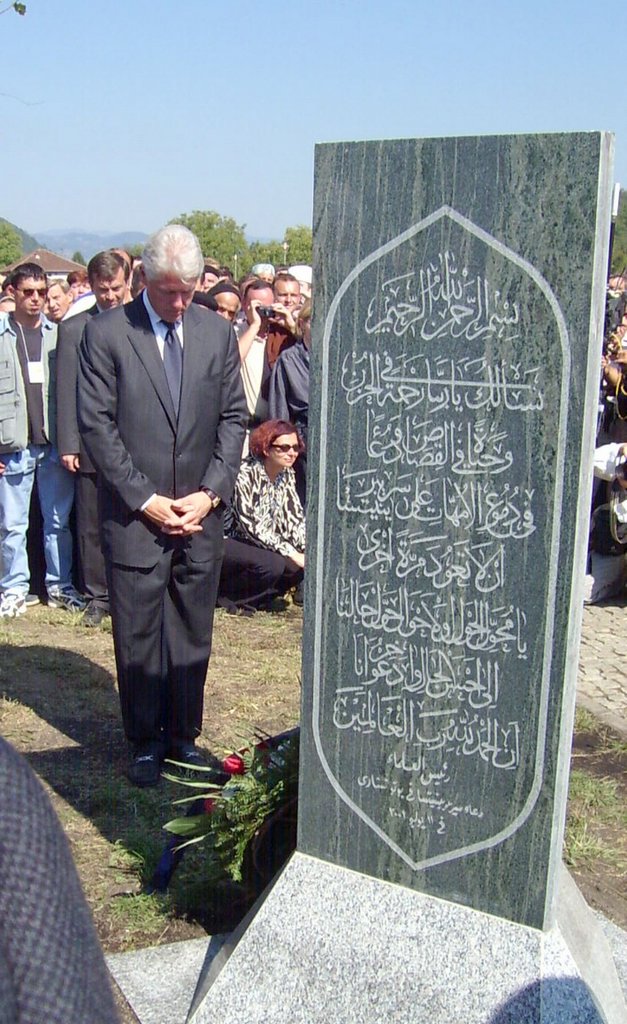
[0,603,302,957]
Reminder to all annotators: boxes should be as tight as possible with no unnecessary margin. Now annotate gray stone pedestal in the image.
[188,853,625,1024]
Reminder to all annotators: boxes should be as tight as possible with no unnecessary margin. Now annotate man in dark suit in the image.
[56,250,129,626]
[77,225,247,786]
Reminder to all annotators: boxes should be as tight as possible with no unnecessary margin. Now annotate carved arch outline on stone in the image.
[312,204,571,870]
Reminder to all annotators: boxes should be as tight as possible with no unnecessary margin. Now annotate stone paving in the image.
[577,596,627,738]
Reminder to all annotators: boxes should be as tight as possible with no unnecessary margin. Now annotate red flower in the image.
[223,753,246,775]
[203,797,216,813]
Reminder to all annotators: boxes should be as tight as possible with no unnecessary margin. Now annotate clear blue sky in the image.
[1,0,623,240]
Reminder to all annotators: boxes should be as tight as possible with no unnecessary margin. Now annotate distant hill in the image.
[0,218,39,255]
[35,229,149,261]
[31,229,276,262]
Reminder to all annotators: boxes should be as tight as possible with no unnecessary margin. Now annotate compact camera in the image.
[257,305,276,318]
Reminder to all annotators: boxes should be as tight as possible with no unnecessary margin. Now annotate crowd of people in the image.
[587,273,627,603]
[0,226,311,786]
[0,246,311,621]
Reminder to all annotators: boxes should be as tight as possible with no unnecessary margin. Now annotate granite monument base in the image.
[107,935,226,1024]
[188,852,625,1024]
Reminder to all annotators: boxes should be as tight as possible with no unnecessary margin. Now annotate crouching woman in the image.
[218,419,305,611]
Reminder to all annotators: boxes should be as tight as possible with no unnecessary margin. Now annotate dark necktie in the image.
[161,320,182,416]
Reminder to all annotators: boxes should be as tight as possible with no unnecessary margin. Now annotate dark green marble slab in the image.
[299,133,614,929]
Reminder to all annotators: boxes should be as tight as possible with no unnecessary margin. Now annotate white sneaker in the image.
[47,585,87,612]
[0,592,27,618]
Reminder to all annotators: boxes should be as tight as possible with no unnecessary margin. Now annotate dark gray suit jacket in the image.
[77,295,247,568]
[0,738,118,1024]
[56,306,98,472]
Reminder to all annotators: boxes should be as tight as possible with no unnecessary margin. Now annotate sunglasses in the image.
[271,443,300,453]
[18,287,48,298]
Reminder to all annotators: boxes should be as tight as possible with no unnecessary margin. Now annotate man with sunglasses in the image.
[0,263,83,618]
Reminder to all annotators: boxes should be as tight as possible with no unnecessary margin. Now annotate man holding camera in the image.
[237,278,298,454]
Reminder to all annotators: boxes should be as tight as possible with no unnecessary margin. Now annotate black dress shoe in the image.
[167,744,209,769]
[82,602,109,627]
[127,749,162,787]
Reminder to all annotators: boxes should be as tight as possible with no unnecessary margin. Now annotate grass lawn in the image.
[0,601,624,960]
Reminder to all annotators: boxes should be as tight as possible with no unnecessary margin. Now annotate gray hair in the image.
[142,224,204,284]
[46,278,71,294]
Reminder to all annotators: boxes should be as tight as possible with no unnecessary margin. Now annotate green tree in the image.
[0,221,22,269]
[247,239,285,270]
[0,2,26,15]
[170,210,249,269]
[247,226,312,274]
[72,250,86,266]
[283,224,312,266]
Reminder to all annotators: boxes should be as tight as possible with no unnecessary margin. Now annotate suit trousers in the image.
[75,471,108,608]
[107,544,220,748]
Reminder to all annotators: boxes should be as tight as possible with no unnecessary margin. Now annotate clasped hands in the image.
[143,491,214,535]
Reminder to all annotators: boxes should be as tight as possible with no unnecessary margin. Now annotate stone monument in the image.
[188,133,625,1023]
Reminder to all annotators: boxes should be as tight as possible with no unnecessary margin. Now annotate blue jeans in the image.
[0,444,75,595]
